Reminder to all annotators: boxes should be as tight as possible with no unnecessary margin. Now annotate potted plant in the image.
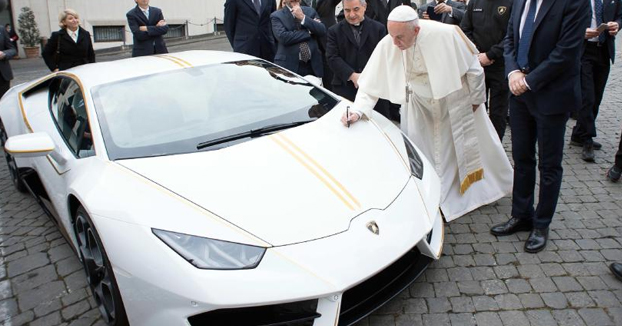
[17,7,41,58]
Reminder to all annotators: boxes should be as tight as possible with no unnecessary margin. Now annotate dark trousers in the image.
[297,60,317,77]
[0,78,10,99]
[616,129,622,169]
[510,95,569,229]
[484,65,509,141]
[571,42,611,144]
[333,83,392,120]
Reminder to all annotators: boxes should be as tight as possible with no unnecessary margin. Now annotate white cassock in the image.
[353,20,513,222]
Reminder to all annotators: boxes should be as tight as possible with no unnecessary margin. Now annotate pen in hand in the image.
[346,106,350,128]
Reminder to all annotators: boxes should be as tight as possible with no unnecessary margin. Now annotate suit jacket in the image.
[587,0,622,63]
[326,19,386,89]
[271,6,327,76]
[0,29,15,82]
[504,0,591,115]
[126,5,169,57]
[42,27,95,72]
[224,0,277,61]
[367,0,413,26]
[419,0,466,25]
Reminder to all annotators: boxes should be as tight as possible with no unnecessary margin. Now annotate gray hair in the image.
[58,9,80,28]
[343,0,367,6]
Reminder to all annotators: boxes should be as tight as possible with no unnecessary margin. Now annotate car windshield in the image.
[92,60,339,160]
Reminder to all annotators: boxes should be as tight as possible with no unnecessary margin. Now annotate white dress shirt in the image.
[68,28,79,43]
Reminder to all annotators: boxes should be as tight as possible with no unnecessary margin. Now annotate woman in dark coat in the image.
[42,9,95,72]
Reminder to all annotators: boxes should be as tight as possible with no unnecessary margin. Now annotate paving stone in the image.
[481,280,508,295]
[494,253,517,265]
[470,267,495,281]
[453,244,474,255]
[529,278,558,293]
[434,282,460,297]
[498,311,529,326]
[6,252,49,277]
[577,276,609,291]
[541,292,569,309]
[17,280,66,312]
[448,313,476,326]
[472,296,499,312]
[2,310,35,326]
[494,266,519,279]
[62,300,91,320]
[566,291,597,308]
[30,312,62,326]
[12,265,58,294]
[453,255,476,267]
[404,298,427,314]
[589,290,621,308]
[457,281,484,295]
[518,265,545,279]
[474,312,502,326]
[447,267,473,282]
[505,278,531,294]
[410,282,435,298]
[425,269,449,283]
[395,314,423,326]
[473,254,496,266]
[540,263,567,277]
[559,250,586,262]
[552,276,584,292]
[0,298,19,319]
[425,297,451,313]
[65,269,89,293]
[578,308,614,326]
[525,309,557,326]
[422,313,450,326]
[494,293,523,310]
[552,309,586,326]
[449,297,475,313]
[518,293,545,309]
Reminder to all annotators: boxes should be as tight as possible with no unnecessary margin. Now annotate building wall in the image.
[10,0,229,55]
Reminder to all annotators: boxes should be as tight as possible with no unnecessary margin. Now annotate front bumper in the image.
[94,177,444,326]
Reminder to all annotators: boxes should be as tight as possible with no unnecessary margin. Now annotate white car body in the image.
[0,51,443,326]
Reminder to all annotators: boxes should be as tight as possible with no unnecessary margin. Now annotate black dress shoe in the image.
[610,263,622,281]
[582,143,595,162]
[525,228,549,253]
[607,166,621,182]
[490,217,533,236]
[570,139,602,150]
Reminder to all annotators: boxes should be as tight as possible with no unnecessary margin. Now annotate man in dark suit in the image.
[271,0,327,77]
[419,0,466,25]
[0,27,15,98]
[366,0,413,26]
[326,0,391,119]
[491,0,591,253]
[126,0,169,57]
[224,0,277,61]
[571,0,622,162]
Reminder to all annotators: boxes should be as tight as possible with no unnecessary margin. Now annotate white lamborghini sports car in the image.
[0,51,443,326]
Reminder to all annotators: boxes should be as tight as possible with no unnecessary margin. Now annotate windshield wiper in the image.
[197,120,313,150]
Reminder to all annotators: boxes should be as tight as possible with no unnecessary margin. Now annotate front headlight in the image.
[153,229,266,270]
[402,135,424,179]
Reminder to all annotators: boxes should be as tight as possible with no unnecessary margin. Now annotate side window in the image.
[49,78,94,158]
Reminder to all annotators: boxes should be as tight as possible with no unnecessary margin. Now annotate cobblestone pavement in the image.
[1,36,622,326]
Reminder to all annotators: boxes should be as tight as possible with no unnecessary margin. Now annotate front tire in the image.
[74,206,129,326]
[0,120,27,193]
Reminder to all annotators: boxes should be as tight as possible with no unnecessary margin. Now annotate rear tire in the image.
[74,206,129,326]
[0,120,27,193]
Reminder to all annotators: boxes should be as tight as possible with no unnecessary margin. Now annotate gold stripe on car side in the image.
[276,133,361,209]
[110,162,272,248]
[159,54,193,67]
[271,134,357,211]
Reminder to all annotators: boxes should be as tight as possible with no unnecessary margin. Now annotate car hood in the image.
[117,106,413,246]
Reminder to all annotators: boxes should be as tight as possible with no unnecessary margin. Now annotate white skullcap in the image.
[388,5,419,22]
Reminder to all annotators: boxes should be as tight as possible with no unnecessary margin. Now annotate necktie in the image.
[300,42,311,62]
[517,0,537,71]
[253,0,261,14]
[144,10,149,20]
[595,0,606,43]
[71,31,77,43]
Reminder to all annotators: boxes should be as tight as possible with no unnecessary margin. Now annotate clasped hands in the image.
[585,21,619,38]
[509,71,528,96]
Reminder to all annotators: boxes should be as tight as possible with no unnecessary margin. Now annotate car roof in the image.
[63,51,256,89]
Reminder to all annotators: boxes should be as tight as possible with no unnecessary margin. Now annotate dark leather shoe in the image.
[570,139,602,150]
[525,228,549,253]
[607,166,621,182]
[582,143,595,162]
[490,217,533,236]
[610,263,622,281]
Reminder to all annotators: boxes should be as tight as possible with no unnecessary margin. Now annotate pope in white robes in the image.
[341,5,513,221]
